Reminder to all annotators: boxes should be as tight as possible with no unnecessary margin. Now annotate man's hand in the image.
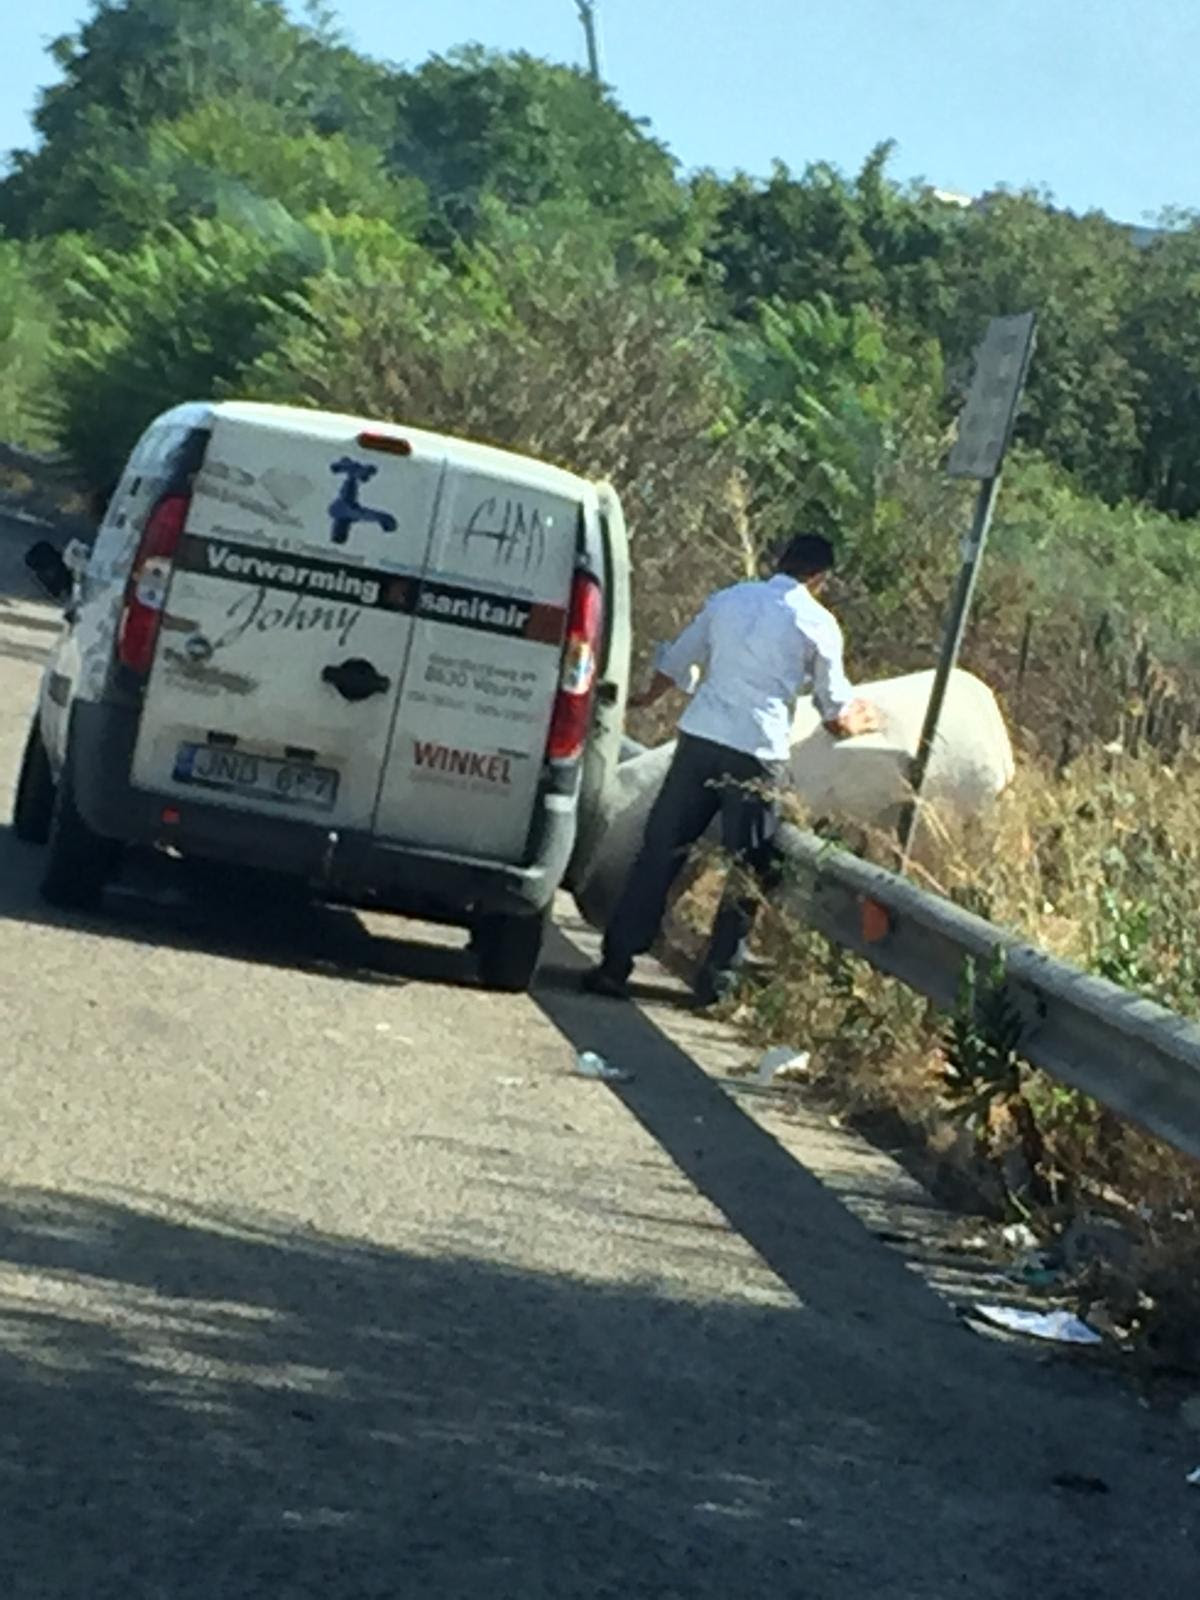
[823,698,882,739]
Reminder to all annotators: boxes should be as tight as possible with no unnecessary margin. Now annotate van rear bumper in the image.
[70,701,574,921]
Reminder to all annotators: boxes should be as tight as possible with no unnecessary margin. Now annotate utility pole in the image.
[575,0,602,82]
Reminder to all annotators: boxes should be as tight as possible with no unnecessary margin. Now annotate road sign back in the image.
[947,310,1037,480]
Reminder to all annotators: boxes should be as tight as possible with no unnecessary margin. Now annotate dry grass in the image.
[912,747,1200,980]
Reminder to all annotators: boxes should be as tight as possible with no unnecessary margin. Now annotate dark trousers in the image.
[602,733,783,999]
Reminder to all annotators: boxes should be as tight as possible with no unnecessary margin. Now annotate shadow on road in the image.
[0,603,62,637]
[0,631,57,669]
[0,1183,1189,1599]
[527,928,1200,1591]
[534,927,946,1323]
[0,824,478,993]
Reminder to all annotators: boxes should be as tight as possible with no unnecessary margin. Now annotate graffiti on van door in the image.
[462,497,549,572]
[195,459,307,530]
[328,459,398,546]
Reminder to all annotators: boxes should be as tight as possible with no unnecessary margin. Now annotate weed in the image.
[942,949,1052,1207]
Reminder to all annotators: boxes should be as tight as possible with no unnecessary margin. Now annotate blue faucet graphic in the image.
[328,458,398,546]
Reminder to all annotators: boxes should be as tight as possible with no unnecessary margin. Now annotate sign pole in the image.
[897,474,1001,861]
[897,310,1037,868]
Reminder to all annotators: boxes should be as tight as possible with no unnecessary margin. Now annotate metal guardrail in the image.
[775,823,1200,1165]
[0,441,91,544]
[0,440,71,482]
[0,438,69,464]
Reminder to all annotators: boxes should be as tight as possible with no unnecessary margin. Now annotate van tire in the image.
[12,718,56,845]
[473,909,548,993]
[40,762,120,911]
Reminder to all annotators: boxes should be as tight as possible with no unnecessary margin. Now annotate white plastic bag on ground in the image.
[754,1046,812,1084]
[970,1305,1103,1346]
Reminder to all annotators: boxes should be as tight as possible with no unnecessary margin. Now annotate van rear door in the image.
[372,464,583,862]
[129,413,444,832]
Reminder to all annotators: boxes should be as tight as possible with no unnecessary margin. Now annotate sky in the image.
[3,0,1198,226]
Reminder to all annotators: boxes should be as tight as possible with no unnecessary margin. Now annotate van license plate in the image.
[173,744,339,811]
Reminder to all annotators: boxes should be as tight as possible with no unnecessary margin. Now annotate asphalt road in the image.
[0,515,1195,1598]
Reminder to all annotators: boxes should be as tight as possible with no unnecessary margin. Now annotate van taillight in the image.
[116,492,190,675]
[547,572,604,763]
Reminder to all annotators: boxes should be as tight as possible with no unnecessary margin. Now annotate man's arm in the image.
[811,618,881,738]
[629,606,711,710]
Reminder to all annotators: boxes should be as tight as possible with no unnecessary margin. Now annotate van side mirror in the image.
[24,540,73,602]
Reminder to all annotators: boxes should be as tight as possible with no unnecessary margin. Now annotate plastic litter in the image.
[754,1046,812,1085]
[1001,1222,1040,1252]
[971,1304,1103,1346]
[1186,1467,1200,1488]
[574,1050,633,1084]
[1016,1263,1061,1289]
[1011,1248,1061,1288]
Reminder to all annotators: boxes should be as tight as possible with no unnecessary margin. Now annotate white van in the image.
[12,402,631,990]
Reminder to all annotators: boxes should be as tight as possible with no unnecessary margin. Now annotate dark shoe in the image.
[691,971,739,1012]
[690,989,724,1014]
[581,964,632,1000]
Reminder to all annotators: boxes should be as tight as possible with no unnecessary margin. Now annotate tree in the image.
[46,217,345,485]
[728,294,948,594]
[15,98,426,246]
[0,242,56,449]
[1124,218,1200,516]
[3,0,393,236]
[387,47,690,253]
[704,145,964,329]
[704,155,1151,506]
[940,192,1143,504]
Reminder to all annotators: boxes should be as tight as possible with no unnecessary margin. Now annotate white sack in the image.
[572,668,1014,930]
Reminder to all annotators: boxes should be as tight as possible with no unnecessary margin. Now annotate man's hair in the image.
[776,533,836,579]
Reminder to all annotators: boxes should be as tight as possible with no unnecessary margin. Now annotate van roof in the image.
[165,400,595,500]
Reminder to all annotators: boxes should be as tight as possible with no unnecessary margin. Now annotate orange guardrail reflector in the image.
[861,898,891,944]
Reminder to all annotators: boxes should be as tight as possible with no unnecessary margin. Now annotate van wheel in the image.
[40,763,120,911]
[12,718,56,844]
[473,910,548,993]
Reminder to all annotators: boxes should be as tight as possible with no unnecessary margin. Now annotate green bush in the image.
[47,219,333,486]
[0,242,57,450]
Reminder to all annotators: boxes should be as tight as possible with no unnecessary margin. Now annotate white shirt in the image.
[655,574,854,762]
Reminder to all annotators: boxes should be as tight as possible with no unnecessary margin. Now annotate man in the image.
[582,534,879,1006]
